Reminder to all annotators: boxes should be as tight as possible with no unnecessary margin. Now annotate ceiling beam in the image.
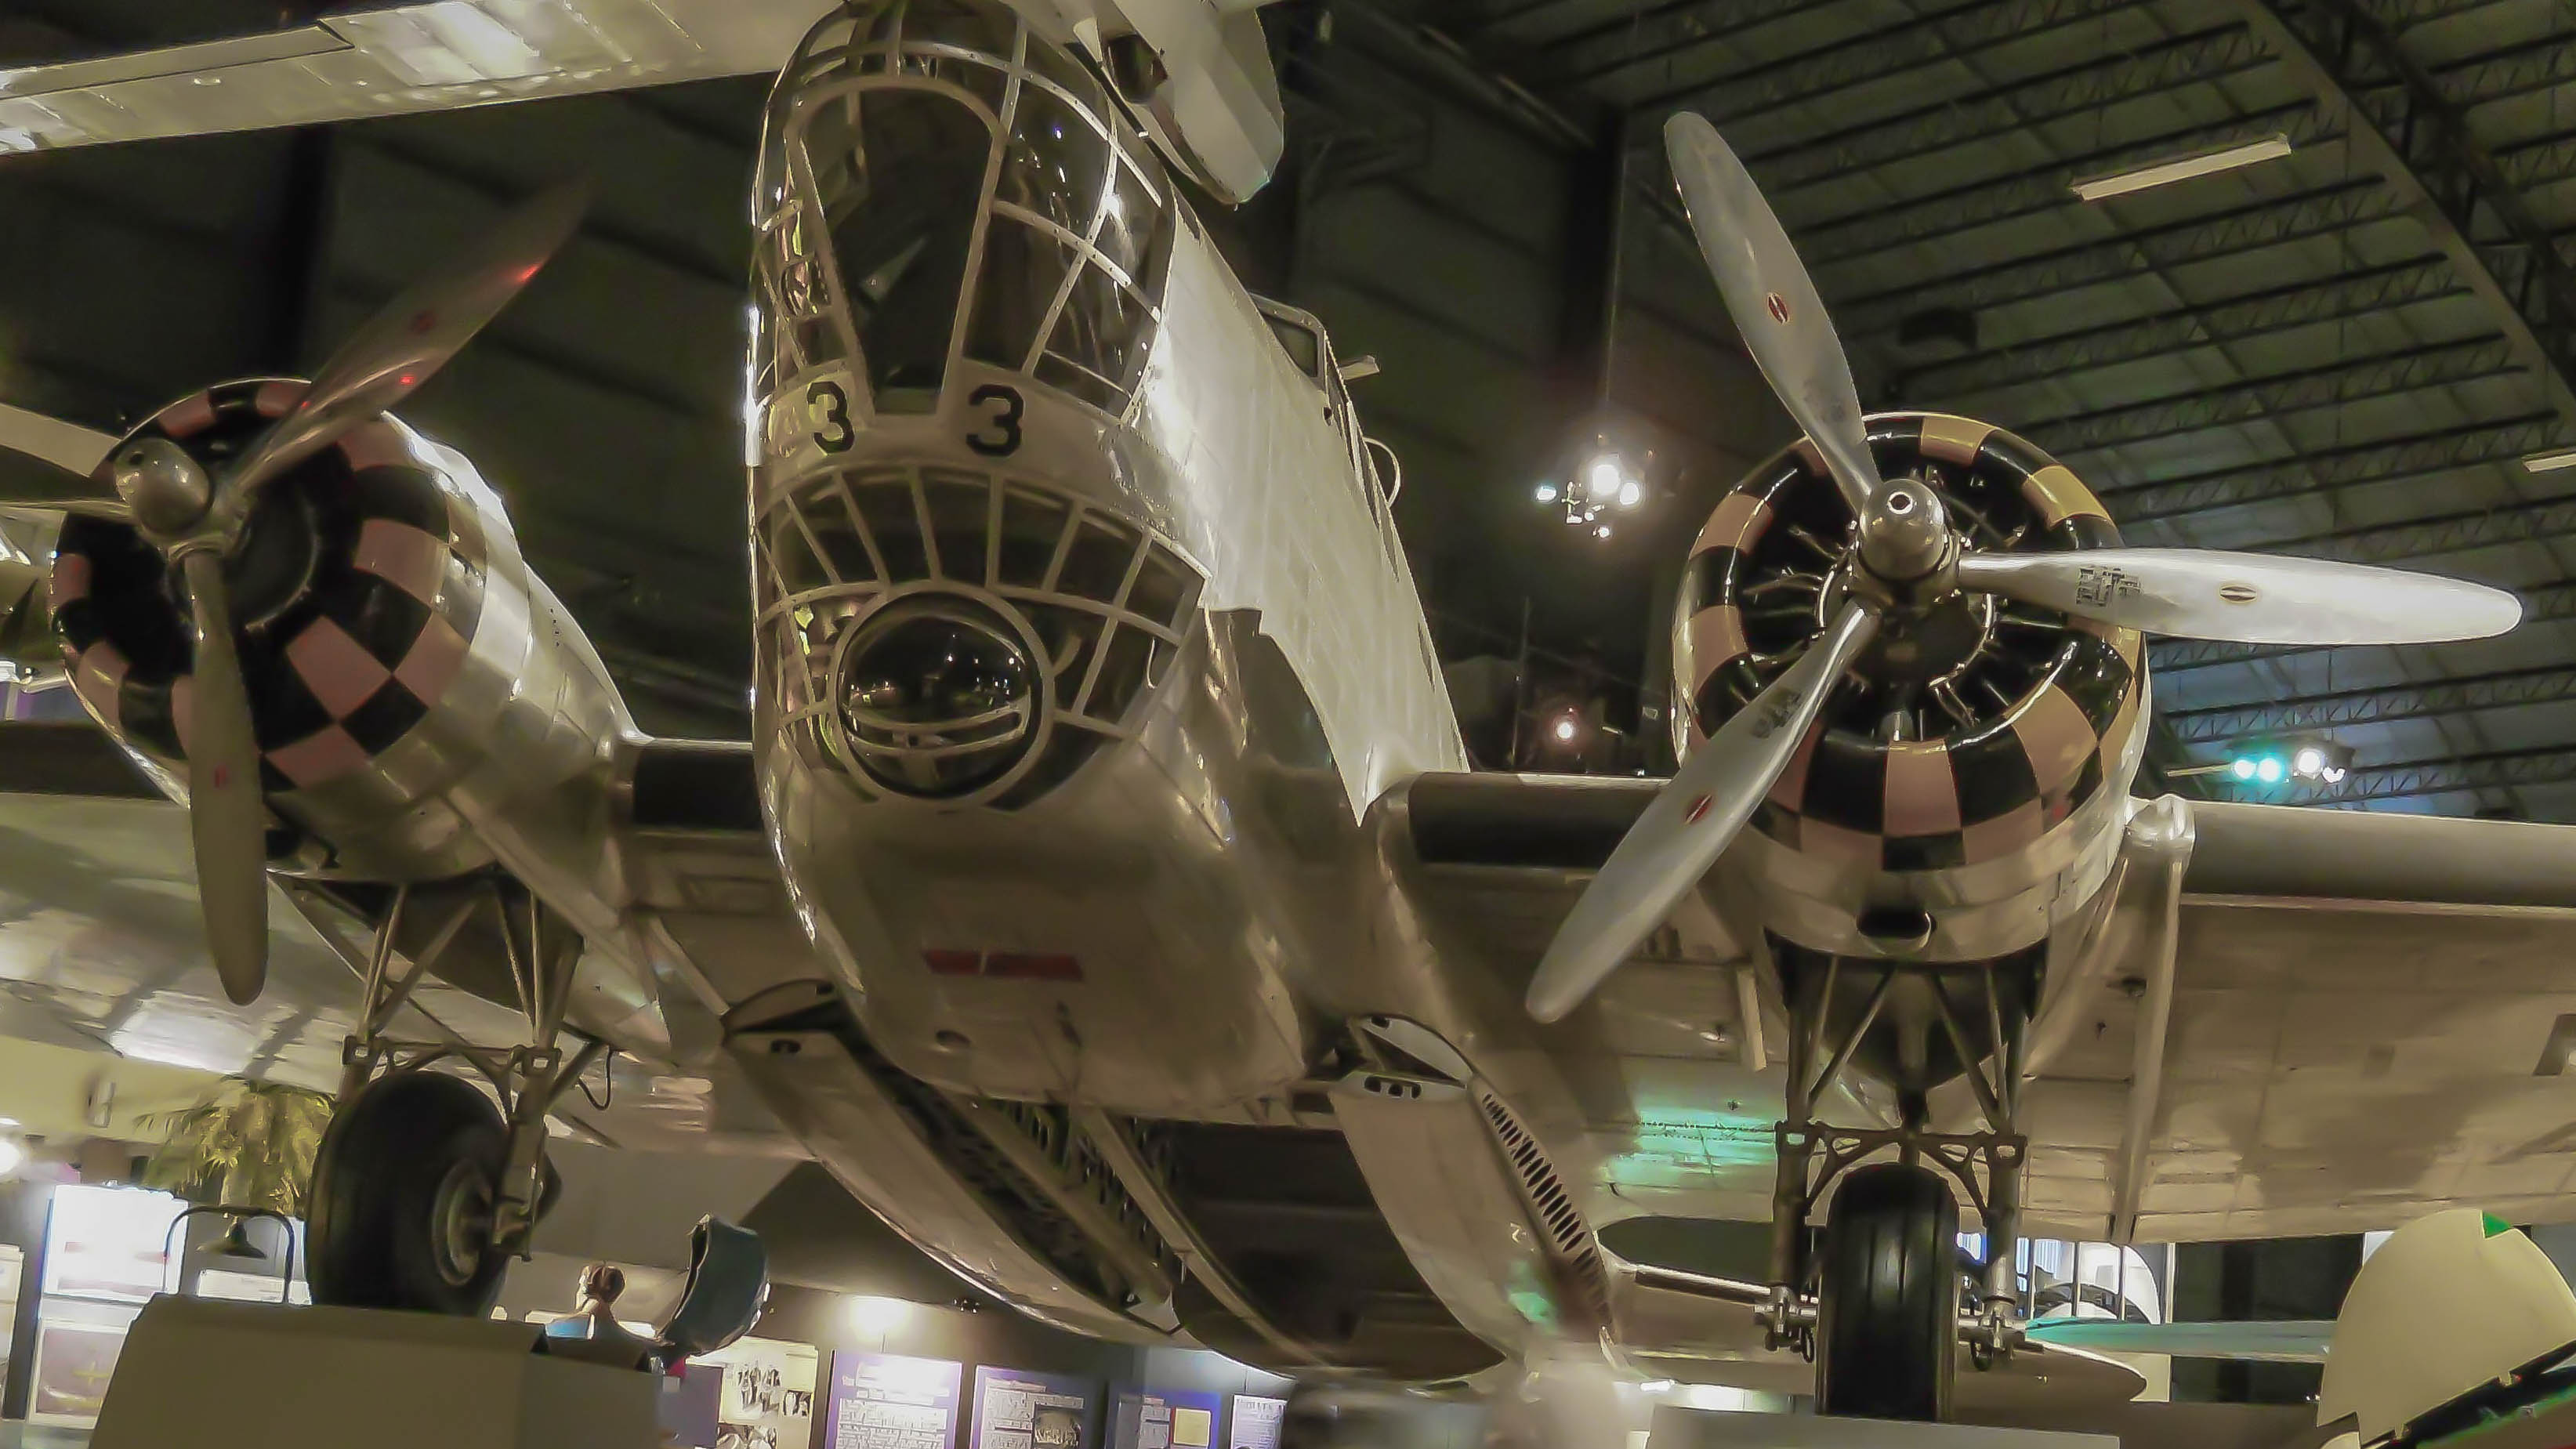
[1907,257,2453,400]
[1838,179,2399,334]
[2021,335,2518,457]
[1618,0,2138,114]
[2102,412,2560,524]
[1746,25,2266,196]
[2226,742,2576,804]
[2167,663,2576,741]
[2152,574,2576,673]
[2230,0,2576,419]
[1805,104,2324,269]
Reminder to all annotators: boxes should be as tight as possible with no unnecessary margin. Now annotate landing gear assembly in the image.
[1755,952,2033,1422]
[295,881,595,1314]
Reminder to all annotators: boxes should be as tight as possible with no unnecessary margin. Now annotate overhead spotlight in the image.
[1536,483,1559,502]
[1618,479,1643,509]
[2294,746,2325,777]
[1595,524,1613,539]
[846,1295,912,1335]
[1552,715,1578,744]
[1586,457,1622,495]
[2255,756,2284,784]
[2229,758,2256,781]
[2321,766,2347,784]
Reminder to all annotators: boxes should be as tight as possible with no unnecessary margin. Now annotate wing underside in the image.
[1399,773,2576,1241]
[2029,799,2576,1241]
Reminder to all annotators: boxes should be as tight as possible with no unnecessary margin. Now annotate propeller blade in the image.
[1527,603,1879,1023]
[229,179,590,496]
[1665,110,1881,516]
[177,551,270,1005]
[0,444,125,520]
[1954,549,2523,646]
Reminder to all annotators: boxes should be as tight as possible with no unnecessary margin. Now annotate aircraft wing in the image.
[1392,771,1764,1054]
[0,719,801,1155]
[1385,771,1789,1224]
[2030,798,2576,1243]
[0,5,815,154]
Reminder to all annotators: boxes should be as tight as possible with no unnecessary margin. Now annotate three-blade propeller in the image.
[0,183,587,1005]
[1523,114,2524,1025]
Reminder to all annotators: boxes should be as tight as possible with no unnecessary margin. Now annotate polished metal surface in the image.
[1664,110,1881,517]
[1527,602,1879,1023]
[748,2,1466,1118]
[12,4,2576,1414]
[1955,548,2523,647]
[224,182,589,512]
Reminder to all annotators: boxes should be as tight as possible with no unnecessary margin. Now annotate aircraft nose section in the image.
[753,0,1176,426]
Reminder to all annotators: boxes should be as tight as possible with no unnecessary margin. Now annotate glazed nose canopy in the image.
[755,0,1176,422]
[837,598,1038,796]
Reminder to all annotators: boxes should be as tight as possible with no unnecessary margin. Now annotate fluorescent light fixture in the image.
[2523,447,2576,473]
[2072,135,2293,202]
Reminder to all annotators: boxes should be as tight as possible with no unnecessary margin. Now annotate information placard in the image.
[1228,1395,1286,1449]
[973,1366,1099,1449]
[823,1351,964,1449]
[1111,1387,1223,1449]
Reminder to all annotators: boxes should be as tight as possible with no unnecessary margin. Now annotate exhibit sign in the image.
[973,1365,1099,1449]
[1110,1386,1223,1449]
[27,1317,129,1428]
[42,1184,182,1302]
[701,1334,821,1449]
[1228,1395,1285,1449]
[822,1349,963,1449]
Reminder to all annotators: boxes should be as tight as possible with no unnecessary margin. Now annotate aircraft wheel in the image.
[308,1071,512,1316]
[1814,1161,1958,1421]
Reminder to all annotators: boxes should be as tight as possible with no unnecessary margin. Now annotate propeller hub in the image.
[1855,480,1955,584]
[109,437,216,538]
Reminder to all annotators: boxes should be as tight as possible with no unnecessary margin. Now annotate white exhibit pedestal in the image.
[1650,1404,2118,1449]
[88,1295,662,1448]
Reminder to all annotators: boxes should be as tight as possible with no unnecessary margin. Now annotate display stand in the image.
[1649,1404,2116,1449]
[88,1295,661,1449]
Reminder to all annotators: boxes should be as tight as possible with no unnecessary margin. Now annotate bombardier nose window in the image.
[757,0,1178,428]
[800,92,991,413]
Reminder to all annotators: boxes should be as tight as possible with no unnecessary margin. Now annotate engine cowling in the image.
[47,379,629,886]
[1673,412,2147,961]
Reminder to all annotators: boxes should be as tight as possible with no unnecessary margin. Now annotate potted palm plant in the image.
[139,1078,336,1267]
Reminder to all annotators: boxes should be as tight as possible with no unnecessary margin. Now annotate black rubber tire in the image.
[1814,1161,1960,1421]
[307,1072,512,1316]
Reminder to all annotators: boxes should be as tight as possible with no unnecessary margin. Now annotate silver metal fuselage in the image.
[746,10,1473,1116]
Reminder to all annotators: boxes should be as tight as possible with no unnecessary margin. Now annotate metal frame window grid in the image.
[752,5,1171,433]
[754,463,1204,805]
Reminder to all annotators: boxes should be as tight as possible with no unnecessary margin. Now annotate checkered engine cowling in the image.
[49,379,487,801]
[1676,413,2146,878]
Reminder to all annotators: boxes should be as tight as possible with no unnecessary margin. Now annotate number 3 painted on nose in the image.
[966,384,1024,457]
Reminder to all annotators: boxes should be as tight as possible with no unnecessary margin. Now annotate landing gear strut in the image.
[1755,954,2031,1422]
[293,881,596,1314]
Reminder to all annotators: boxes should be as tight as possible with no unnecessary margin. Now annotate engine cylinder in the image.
[1675,413,2147,959]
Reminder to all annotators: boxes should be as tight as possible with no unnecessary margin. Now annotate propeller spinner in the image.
[1523,114,2522,1025]
[0,182,588,1005]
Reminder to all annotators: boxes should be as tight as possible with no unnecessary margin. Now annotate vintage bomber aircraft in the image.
[0,0,2570,1424]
